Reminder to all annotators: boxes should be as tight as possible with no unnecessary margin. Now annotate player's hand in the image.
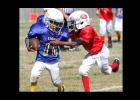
[27,47,36,52]
[25,37,38,52]
[50,39,61,45]
[27,45,37,52]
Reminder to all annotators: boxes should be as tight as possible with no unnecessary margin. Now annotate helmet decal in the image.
[45,12,49,17]
[80,14,87,19]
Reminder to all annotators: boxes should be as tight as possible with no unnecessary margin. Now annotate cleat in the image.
[58,85,65,92]
[112,58,120,72]
[108,43,112,48]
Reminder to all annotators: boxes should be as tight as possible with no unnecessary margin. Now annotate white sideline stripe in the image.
[92,85,122,92]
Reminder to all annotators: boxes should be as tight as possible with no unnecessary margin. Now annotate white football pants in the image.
[99,19,113,36]
[79,44,112,76]
[30,61,62,86]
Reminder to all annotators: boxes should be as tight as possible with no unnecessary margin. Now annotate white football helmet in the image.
[43,8,52,12]
[44,8,64,34]
[67,10,90,32]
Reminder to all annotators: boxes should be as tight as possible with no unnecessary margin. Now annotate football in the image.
[29,37,40,51]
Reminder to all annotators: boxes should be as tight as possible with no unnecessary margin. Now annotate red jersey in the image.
[69,31,79,41]
[96,8,113,21]
[78,25,104,55]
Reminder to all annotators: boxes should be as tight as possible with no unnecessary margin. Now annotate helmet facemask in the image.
[67,19,78,32]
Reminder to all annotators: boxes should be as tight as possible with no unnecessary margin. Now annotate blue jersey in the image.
[58,27,69,41]
[37,15,45,24]
[28,22,61,63]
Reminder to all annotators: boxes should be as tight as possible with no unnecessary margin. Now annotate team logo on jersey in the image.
[48,37,57,40]
[80,14,87,19]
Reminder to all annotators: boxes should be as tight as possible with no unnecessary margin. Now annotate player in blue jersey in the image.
[25,8,65,92]
[37,8,70,52]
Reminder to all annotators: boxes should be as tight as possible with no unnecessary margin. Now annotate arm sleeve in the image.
[27,23,42,39]
[79,30,92,44]
[79,26,96,44]
[36,15,45,24]
[59,27,69,41]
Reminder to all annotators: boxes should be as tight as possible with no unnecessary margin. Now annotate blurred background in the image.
[20,8,96,22]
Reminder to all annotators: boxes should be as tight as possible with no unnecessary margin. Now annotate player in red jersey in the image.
[96,8,113,48]
[50,10,120,92]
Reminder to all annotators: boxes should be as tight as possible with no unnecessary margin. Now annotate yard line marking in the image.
[92,85,122,92]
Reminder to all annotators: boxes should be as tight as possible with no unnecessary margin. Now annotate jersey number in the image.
[43,43,58,56]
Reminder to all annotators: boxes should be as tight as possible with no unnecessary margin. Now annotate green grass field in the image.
[19,17,123,92]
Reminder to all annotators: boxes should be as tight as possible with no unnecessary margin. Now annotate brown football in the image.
[29,38,40,51]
